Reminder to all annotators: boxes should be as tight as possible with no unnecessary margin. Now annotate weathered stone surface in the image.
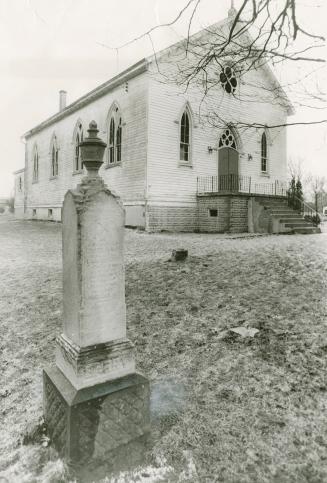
[56,334,136,389]
[62,177,126,348]
[43,144,150,474]
[43,367,150,465]
[57,175,137,388]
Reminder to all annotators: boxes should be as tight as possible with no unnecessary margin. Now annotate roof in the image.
[147,14,294,115]
[13,168,25,175]
[23,12,294,139]
[23,59,148,139]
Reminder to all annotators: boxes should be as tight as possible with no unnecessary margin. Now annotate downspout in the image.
[20,136,27,216]
[144,62,150,231]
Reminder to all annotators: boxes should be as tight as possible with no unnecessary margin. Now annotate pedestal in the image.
[43,367,150,466]
[42,123,150,475]
[56,334,136,390]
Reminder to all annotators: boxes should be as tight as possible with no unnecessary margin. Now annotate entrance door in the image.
[218,147,239,191]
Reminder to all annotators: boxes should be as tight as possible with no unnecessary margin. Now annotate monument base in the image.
[56,334,136,390]
[43,366,150,467]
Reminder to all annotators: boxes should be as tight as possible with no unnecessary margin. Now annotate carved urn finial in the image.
[79,121,107,177]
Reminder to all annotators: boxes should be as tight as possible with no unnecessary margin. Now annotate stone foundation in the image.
[197,193,287,233]
[43,367,150,465]
[24,203,146,228]
[197,194,248,233]
[26,206,62,222]
[146,204,198,232]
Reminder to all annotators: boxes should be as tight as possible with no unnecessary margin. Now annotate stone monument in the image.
[43,121,150,470]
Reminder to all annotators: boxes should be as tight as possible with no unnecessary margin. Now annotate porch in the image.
[197,175,287,197]
[196,175,320,234]
[196,175,289,234]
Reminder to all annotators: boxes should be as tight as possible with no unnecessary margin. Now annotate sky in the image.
[0,0,326,197]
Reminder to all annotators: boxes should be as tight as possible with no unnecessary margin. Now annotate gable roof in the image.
[23,12,294,139]
[146,14,294,115]
[23,59,148,139]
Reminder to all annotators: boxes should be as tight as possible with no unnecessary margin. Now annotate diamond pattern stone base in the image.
[43,366,150,466]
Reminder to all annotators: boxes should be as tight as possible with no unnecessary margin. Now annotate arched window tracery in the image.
[219,128,237,149]
[74,123,84,172]
[220,66,237,94]
[107,105,123,165]
[50,136,59,177]
[261,132,268,172]
[180,108,191,162]
[33,145,39,182]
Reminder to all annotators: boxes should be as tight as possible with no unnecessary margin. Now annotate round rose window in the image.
[220,66,237,94]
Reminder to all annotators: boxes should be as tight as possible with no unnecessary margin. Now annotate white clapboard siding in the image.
[146,27,289,204]
[24,71,148,217]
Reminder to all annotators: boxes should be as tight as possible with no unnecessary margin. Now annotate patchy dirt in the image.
[0,216,327,482]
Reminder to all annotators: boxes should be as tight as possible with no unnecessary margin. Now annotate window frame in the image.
[106,104,123,167]
[179,106,192,166]
[32,145,39,183]
[73,123,84,174]
[220,65,238,94]
[218,128,237,150]
[261,131,268,174]
[50,135,59,179]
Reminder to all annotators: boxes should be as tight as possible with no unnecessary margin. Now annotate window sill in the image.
[260,172,270,177]
[32,180,39,184]
[72,170,83,176]
[49,175,59,180]
[178,161,193,168]
[105,162,122,169]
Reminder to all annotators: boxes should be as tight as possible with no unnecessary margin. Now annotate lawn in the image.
[0,215,327,482]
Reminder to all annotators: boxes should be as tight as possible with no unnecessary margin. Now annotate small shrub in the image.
[304,214,321,226]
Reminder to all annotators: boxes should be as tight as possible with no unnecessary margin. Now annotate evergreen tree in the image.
[295,179,303,211]
[288,176,296,209]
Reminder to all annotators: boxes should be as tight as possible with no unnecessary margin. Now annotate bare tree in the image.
[101,0,326,130]
[309,175,326,213]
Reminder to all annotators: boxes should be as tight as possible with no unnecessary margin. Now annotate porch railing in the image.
[197,175,287,197]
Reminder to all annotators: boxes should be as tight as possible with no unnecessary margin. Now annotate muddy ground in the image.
[0,216,326,482]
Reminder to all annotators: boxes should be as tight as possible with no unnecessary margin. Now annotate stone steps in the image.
[259,200,321,234]
[271,212,300,218]
[278,216,307,223]
[284,222,314,228]
[291,226,321,234]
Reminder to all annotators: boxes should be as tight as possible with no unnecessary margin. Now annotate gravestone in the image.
[43,121,150,469]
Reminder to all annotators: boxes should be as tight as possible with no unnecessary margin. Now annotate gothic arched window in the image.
[261,132,268,172]
[116,117,122,163]
[74,123,84,172]
[180,109,191,162]
[50,136,59,177]
[219,128,237,149]
[33,145,39,182]
[107,104,123,165]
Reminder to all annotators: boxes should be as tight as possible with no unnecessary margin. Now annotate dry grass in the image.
[0,216,327,482]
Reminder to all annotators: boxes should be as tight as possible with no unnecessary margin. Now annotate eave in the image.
[23,59,148,140]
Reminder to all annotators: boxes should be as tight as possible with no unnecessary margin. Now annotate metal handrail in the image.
[287,192,322,225]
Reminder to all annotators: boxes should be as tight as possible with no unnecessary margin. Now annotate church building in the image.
[14,9,296,233]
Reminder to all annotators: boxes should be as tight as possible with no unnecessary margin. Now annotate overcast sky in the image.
[0,0,326,197]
